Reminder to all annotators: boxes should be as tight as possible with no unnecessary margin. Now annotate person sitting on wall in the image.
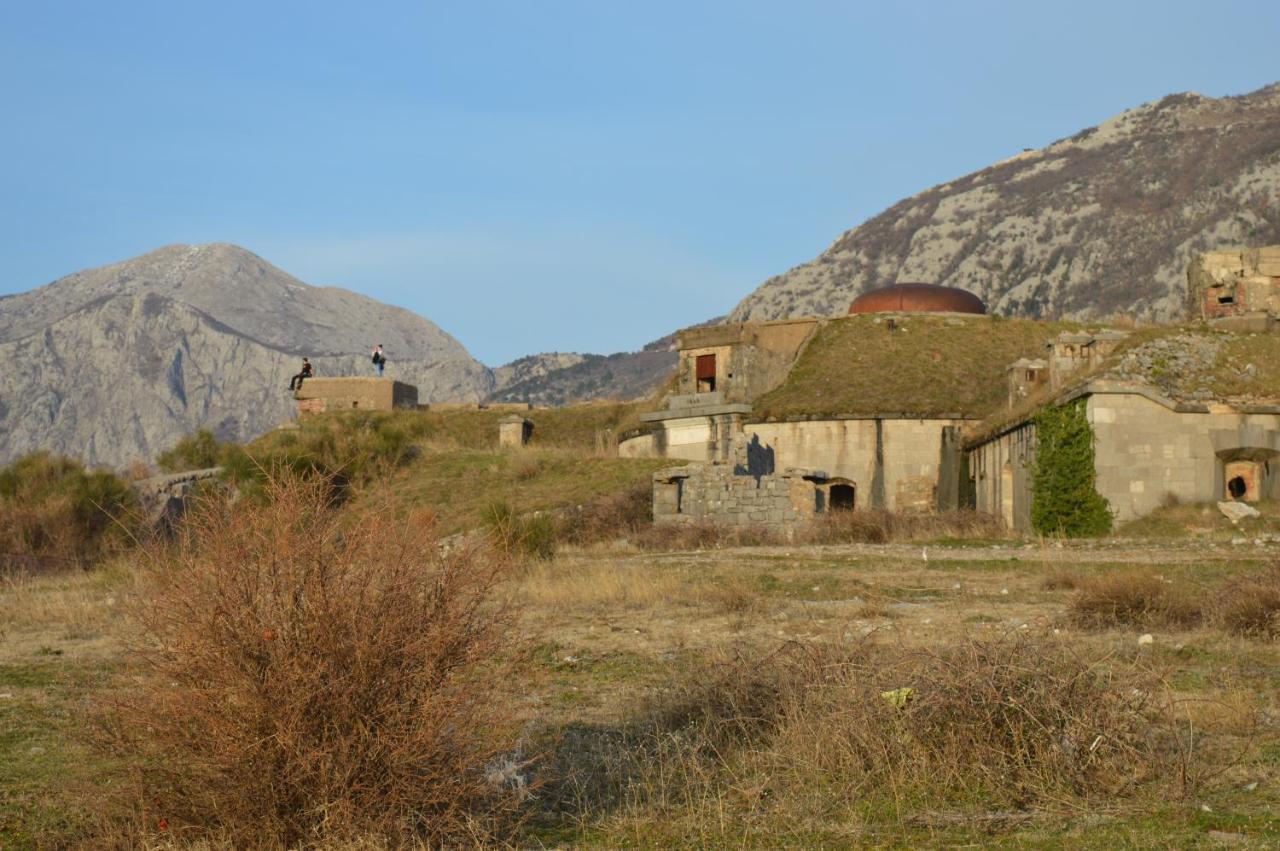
[372,344,386,377]
[288,357,313,392]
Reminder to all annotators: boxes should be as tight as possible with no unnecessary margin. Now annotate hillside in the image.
[0,244,493,467]
[489,348,676,406]
[731,84,1280,324]
[751,314,1085,420]
[238,403,664,535]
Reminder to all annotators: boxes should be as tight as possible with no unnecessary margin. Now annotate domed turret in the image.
[848,283,986,315]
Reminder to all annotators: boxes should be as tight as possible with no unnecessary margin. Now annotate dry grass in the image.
[92,475,526,847]
[630,522,784,551]
[805,508,1005,544]
[560,635,1201,841]
[1215,566,1280,639]
[1069,571,1205,629]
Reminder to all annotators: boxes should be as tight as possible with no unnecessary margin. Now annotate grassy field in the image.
[4,531,1279,848]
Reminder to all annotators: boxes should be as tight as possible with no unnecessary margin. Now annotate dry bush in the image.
[805,509,1005,545]
[1069,572,1204,629]
[631,522,783,551]
[594,636,1181,827]
[1041,568,1082,591]
[95,474,525,847]
[1215,566,1280,639]
[0,452,138,574]
[556,481,653,546]
[482,501,557,561]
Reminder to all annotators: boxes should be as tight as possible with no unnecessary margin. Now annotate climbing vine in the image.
[1031,399,1112,537]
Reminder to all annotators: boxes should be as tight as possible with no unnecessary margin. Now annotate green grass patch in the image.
[753,314,1085,419]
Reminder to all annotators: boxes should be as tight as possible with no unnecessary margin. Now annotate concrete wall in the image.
[1087,392,1280,522]
[653,465,822,533]
[968,390,1280,531]
[969,422,1036,533]
[674,318,819,403]
[295,378,418,417]
[618,432,656,458]
[740,418,969,511]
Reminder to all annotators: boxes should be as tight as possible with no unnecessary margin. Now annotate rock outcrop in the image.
[730,84,1280,325]
[0,243,493,467]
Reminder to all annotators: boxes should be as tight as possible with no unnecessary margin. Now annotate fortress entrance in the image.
[1224,459,1262,502]
[829,483,855,511]
[696,354,717,393]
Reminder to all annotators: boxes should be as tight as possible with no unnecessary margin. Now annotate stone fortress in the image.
[623,251,1280,535]
[288,247,1280,537]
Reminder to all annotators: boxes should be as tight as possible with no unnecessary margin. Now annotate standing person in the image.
[288,357,313,392]
[372,344,386,377]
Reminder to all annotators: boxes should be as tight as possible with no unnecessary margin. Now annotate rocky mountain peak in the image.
[729,83,1280,325]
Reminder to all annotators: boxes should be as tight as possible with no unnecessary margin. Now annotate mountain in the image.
[488,344,677,406]
[730,84,1280,323]
[0,244,493,467]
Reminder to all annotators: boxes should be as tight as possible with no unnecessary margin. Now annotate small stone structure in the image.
[653,465,829,533]
[133,467,222,533]
[498,415,534,448]
[294,378,418,417]
[1046,331,1128,391]
[1007,358,1048,408]
[1188,246,1280,331]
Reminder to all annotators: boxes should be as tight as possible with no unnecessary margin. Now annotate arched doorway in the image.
[830,483,856,511]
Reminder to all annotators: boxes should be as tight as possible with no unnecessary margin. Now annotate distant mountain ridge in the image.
[0,243,497,466]
[0,244,672,467]
[730,83,1280,323]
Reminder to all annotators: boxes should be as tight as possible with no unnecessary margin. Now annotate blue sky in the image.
[3,1,1279,364]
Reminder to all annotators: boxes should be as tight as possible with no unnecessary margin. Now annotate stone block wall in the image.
[1188,247,1280,325]
[294,378,418,417]
[653,465,824,532]
[1086,391,1280,521]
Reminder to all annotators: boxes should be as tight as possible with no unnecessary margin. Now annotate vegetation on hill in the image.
[752,314,1083,420]
[0,453,137,571]
[156,403,665,534]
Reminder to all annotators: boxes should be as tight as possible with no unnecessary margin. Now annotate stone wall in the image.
[1188,246,1280,328]
[674,318,819,403]
[653,464,824,533]
[967,387,1280,530]
[1086,390,1280,522]
[294,378,418,417]
[969,421,1036,533]
[739,417,970,512]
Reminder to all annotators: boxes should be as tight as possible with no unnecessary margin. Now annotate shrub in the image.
[1031,399,1113,537]
[0,452,137,571]
[1069,571,1203,629]
[97,474,524,846]
[556,481,653,546]
[156,429,226,473]
[218,412,433,498]
[1216,566,1280,638]
[483,501,557,561]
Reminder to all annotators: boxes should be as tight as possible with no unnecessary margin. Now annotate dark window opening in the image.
[1218,295,1236,305]
[1228,476,1247,500]
[675,478,685,514]
[696,354,717,393]
[830,484,855,511]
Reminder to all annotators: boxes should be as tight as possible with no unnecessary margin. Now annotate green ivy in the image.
[1030,399,1112,537]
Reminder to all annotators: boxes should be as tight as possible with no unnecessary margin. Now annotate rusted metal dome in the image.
[848,283,986,315]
